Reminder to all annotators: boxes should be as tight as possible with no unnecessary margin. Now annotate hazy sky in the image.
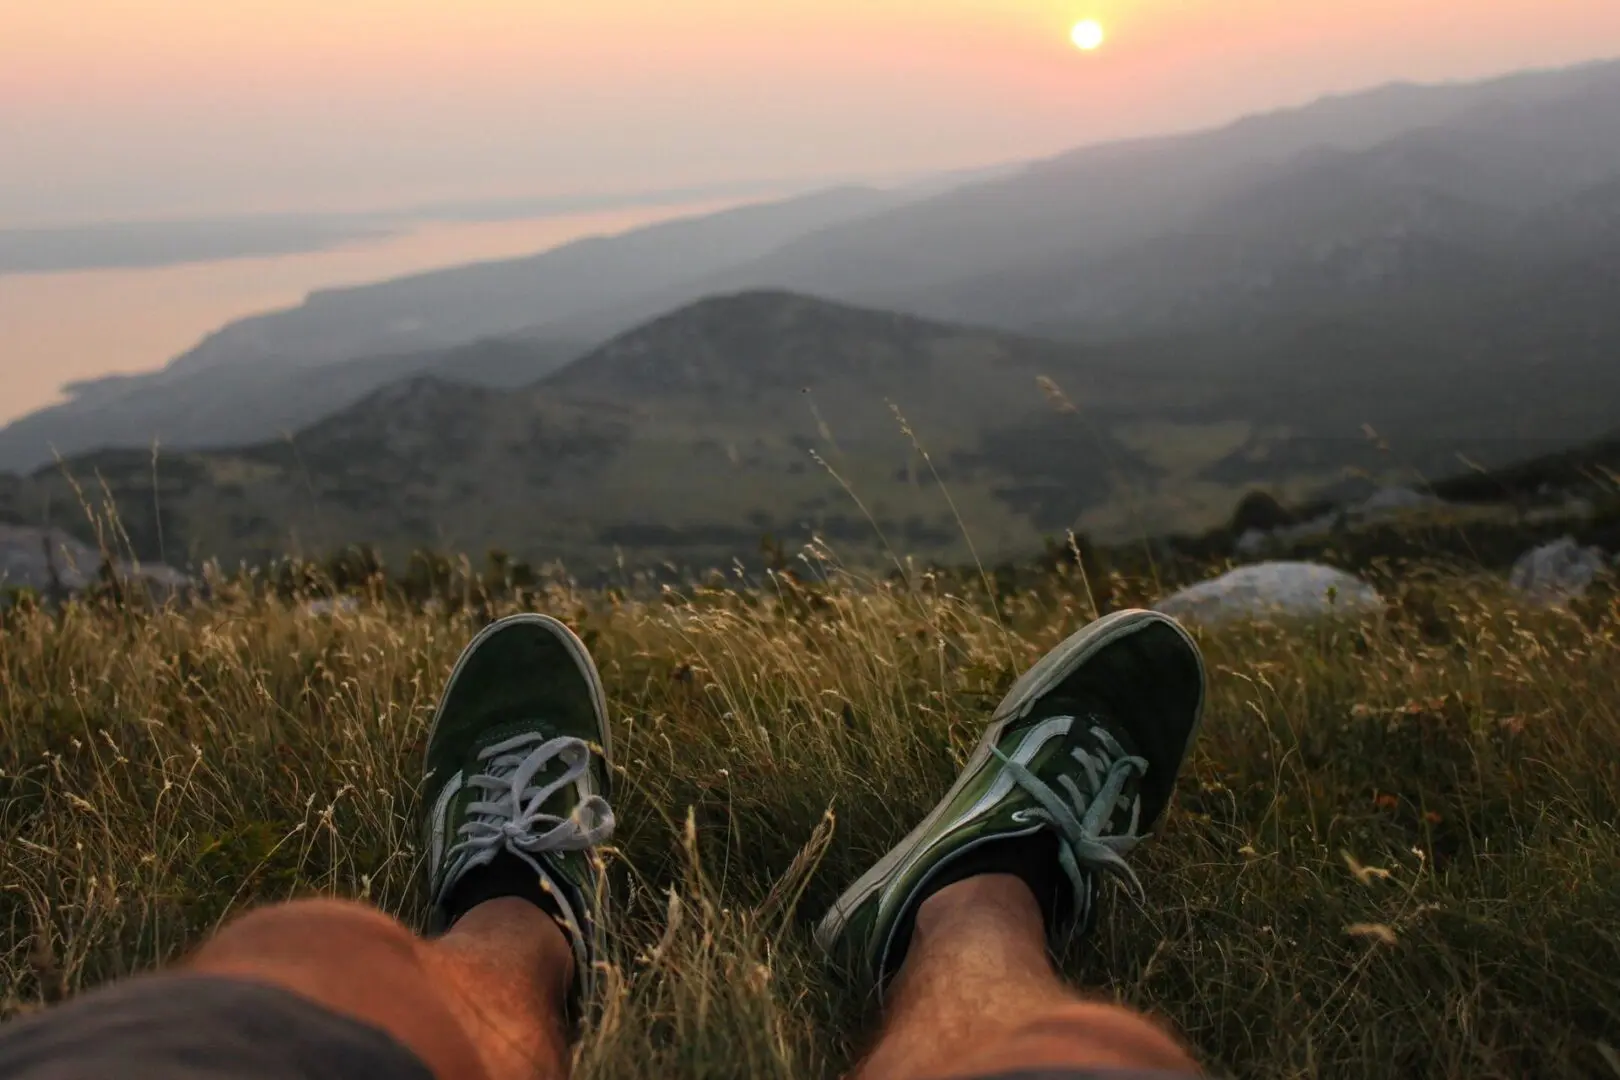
[5,1,1620,227]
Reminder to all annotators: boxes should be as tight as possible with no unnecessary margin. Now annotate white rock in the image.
[0,525,102,592]
[1508,536,1608,602]
[1155,561,1383,624]
[0,524,188,598]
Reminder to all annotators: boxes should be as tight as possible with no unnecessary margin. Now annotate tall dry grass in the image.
[1,562,1616,1079]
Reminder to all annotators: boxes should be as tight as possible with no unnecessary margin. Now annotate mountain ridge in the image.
[0,186,910,473]
[8,58,1620,472]
[12,284,1619,575]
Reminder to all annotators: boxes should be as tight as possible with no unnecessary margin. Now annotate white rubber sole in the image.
[815,608,1204,949]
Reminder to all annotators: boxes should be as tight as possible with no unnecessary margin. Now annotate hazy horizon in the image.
[4,50,1620,428]
[6,2,1620,228]
[0,198,739,426]
[4,2,1620,431]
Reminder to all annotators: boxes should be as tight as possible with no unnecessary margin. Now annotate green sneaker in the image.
[816,608,1205,991]
[421,614,615,991]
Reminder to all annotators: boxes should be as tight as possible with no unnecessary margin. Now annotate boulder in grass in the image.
[1155,561,1383,624]
[0,524,188,600]
[1508,536,1609,603]
[0,524,102,593]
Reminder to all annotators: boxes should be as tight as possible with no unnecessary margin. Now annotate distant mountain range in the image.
[6,59,1620,475]
[0,179,847,275]
[699,60,1620,339]
[9,285,1618,573]
[4,59,1620,572]
[9,293,1155,570]
[0,186,916,472]
[1,333,590,470]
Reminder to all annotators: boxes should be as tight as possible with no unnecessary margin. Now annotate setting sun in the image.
[1071,19,1106,51]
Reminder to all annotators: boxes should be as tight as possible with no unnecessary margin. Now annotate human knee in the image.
[184,901,500,1080]
[190,898,421,974]
[989,1001,1200,1075]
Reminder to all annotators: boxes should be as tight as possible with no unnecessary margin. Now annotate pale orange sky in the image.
[3,1,1620,224]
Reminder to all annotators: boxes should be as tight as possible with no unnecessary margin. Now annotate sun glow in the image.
[1071,19,1105,51]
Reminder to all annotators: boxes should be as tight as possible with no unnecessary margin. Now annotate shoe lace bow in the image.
[995,722,1150,922]
[447,733,615,869]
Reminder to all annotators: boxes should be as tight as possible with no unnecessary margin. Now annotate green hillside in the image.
[11,289,1617,578]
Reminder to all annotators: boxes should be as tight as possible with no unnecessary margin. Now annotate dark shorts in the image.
[0,975,1198,1080]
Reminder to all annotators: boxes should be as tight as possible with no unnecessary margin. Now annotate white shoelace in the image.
[445,733,616,881]
[996,722,1149,926]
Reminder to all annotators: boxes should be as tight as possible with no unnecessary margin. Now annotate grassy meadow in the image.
[1,557,1617,1079]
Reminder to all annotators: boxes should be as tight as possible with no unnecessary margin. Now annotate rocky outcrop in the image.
[0,524,188,599]
[1508,537,1610,603]
[1156,562,1383,624]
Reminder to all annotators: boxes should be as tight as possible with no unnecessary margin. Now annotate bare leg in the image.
[852,875,1199,1080]
[186,897,573,1080]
